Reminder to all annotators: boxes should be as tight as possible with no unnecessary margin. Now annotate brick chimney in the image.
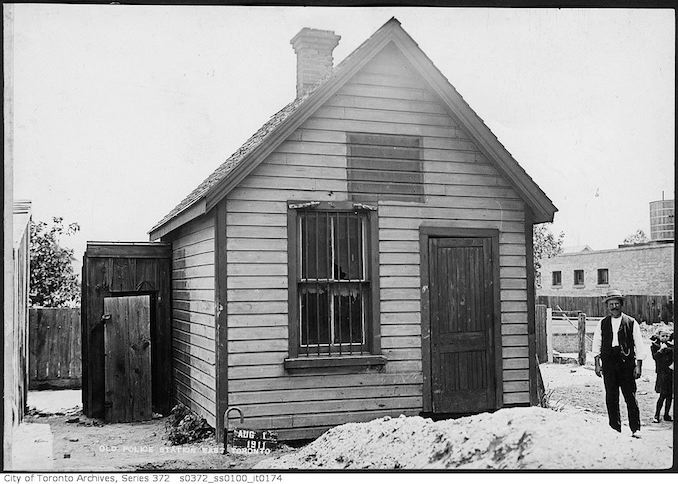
[290,28,341,98]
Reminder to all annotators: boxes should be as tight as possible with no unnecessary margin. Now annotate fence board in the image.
[537,295,673,323]
[29,308,82,390]
[535,304,547,363]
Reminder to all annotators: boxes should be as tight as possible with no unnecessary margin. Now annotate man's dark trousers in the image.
[602,349,640,432]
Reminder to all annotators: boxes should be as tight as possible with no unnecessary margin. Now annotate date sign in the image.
[227,428,278,454]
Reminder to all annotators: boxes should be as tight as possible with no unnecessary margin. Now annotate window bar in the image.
[362,218,367,281]
[315,210,320,356]
[360,217,365,355]
[325,210,332,356]
[361,285,366,353]
[303,216,309,357]
[359,216,364,281]
[335,213,342,355]
[347,211,353,355]
[359,282,367,355]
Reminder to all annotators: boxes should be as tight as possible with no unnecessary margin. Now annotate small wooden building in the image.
[81,242,172,422]
[149,18,557,441]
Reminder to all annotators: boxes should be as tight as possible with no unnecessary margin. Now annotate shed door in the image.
[428,237,495,413]
[103,295,152,423]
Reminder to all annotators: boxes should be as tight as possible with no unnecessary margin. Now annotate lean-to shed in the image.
[81,242,172,422]
[150,18,557,441]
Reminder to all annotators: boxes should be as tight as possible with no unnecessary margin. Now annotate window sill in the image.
[284,355,386,370]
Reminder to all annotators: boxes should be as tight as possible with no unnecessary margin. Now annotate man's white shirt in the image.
[592,313,646,360]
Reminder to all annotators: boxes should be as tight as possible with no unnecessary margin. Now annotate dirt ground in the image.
[542,330,673,432]
[21,392,295,471]
[20,337,673,471]
[258,406,673,470]
[540,362,672,430]
[22,412,294,471]
[256,361,673,470]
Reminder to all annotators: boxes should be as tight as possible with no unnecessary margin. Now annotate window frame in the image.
[573,269,585,286]
[552,271,562,286]
[597,268,609,286]
[286,200,382,367]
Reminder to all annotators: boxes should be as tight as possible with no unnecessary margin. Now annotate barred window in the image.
[287,201,379,358]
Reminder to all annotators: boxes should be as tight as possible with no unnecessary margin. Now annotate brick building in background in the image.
[537,199,674,322]
[538,242,673,297]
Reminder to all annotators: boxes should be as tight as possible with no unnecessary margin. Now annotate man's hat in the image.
[603,289,624,304]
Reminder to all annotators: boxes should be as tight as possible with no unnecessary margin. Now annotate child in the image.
[650,326,674,423]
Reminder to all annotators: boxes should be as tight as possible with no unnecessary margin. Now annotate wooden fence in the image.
[29,308,82,390]
[536,295,673,323]
[535,306,602,364]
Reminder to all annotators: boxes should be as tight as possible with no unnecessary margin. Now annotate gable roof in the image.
[150,17,557,240]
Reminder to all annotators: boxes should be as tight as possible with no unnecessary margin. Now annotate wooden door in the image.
[103,295,152,423]
[428,237,495,413]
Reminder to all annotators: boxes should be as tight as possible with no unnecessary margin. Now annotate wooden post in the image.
[577,312,586,366]
[535,354,545,404]
[546,307,553,363]
[535,305,547,363]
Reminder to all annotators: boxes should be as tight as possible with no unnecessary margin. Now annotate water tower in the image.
[649,196,674,241]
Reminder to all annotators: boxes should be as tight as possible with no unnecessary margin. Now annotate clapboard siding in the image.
[224,45,531,438]
[169,213,217,427]
[230,395,423,418]
[326,93,448,115]
[229,384,422,405]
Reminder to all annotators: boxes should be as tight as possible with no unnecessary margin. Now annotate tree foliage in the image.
[533,223,564,274]
[622,229,648,245]
[30,217,81,307]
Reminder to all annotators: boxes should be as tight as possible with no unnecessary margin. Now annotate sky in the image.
[6,5,675,268]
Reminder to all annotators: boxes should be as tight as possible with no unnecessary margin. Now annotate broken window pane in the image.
[300,213,331,280]
[334,213,363,281]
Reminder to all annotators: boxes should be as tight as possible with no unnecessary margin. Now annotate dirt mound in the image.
[257,407,672,470]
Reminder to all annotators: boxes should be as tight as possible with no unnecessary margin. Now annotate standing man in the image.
[593,289,646,437]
